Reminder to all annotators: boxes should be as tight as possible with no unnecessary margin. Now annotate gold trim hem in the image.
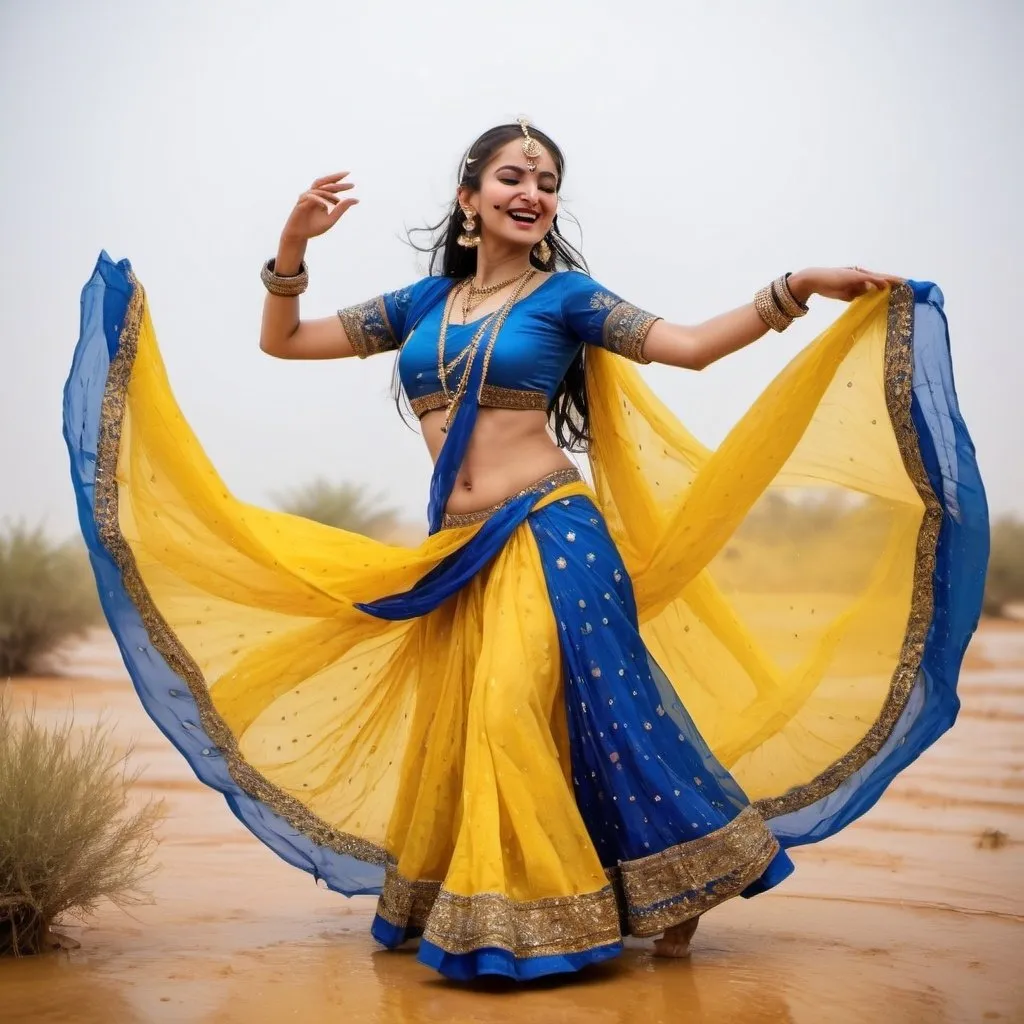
[422,886,622,958]
[337,296,399,358]
[375,806,781,953]
[603,301,659,363]
[95,278,390,865]
[613,806,781,936]
[408,385,548,419]
[754,284,943,820]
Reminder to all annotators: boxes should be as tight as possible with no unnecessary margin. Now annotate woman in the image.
[65,120,988,983]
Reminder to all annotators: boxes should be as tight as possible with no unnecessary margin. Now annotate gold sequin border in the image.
[376,863,441,931]
[376,807,780,951]
[408,385,548,419]
[603,301,659,364]
[94,276,390,867]
[422,886,622,958]
[439,467,583,529]
[612,806,781,936]
[409,391,448,417]
[754,283,943,821]
[337,296,399,358]
[480,383,548,411]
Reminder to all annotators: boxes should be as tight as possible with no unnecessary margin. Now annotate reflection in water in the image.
[3,951,143,1024]
[4,627,1023,1023]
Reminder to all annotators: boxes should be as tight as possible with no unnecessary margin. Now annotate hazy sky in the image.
[2,0,1021,536]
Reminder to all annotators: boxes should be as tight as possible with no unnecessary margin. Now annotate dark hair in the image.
[395,123,592,452]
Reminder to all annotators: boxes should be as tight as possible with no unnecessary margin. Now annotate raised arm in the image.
[641,267,905,370]
[259,172,361,360]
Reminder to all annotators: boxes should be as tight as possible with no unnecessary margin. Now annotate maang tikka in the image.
[518,119,551,263]
[517,117,542,172]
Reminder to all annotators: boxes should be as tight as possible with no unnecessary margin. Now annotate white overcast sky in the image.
[1,0,1020,535]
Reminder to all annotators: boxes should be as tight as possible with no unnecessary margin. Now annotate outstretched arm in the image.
[642,267,903,370]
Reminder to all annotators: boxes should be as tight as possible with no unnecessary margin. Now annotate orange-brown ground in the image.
[3,624,1022,1023]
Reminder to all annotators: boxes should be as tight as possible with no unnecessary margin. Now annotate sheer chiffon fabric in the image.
[64,255,987,980]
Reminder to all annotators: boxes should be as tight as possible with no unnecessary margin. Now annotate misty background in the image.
[1,0,1020,535]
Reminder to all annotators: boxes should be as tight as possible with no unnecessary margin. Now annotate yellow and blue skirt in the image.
[65,254,988,981]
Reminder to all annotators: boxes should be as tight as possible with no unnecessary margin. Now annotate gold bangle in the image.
[261,257,308,297]
[773,273,808,318]
[754,284,793,332]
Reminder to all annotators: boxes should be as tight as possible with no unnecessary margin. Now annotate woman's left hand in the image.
[789,267,905,304]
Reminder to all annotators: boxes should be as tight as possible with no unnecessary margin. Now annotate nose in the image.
[519,180,540,204]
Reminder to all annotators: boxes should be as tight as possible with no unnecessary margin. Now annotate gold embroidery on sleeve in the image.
[337,296,399,358]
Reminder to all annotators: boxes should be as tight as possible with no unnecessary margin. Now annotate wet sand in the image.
[3,625,1022,1023]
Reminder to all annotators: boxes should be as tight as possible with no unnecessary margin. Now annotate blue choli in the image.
[338,270,661,534]
[338,271,659,417]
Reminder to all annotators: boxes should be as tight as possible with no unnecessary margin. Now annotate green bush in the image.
[983,516,1024,618]
[0,523,102,677]
[274,479,399,537]
[0,696,163,955]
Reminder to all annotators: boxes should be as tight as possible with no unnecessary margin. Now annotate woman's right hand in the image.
[280,172,359,243]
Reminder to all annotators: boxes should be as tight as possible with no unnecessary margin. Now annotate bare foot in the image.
[652,915,700,958]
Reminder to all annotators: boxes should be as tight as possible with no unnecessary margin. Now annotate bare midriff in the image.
[420,407,576,517]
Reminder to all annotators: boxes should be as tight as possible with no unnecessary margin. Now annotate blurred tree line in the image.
[1,488,1022,676]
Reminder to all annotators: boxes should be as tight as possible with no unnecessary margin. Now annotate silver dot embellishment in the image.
[586,552,596,563]
[566,531,576,542]
[556,556,567,569]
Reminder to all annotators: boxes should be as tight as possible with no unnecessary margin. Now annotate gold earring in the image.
[457,208,480,248]
[533,237,552,264]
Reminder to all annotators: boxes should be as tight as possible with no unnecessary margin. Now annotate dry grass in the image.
[273,479,399,537]
[0,695,163,955]
[984,517,1024,618]
[0,522,102,676]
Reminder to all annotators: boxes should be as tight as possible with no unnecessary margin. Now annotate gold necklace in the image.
[462,272,524,318]
[436,270,535,432]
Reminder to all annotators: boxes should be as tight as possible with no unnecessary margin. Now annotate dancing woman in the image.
[66,120,988,982]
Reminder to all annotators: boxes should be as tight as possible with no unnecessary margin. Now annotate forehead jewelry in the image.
[517,117,542,170]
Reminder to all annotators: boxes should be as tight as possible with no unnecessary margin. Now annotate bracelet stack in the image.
[261,257,309,297]
[754,273,809,332]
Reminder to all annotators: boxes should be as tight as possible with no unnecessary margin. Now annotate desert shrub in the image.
[274,479,399,537]
[983,516,1024,618]
[0,523,102,676]
[0,696,162,955]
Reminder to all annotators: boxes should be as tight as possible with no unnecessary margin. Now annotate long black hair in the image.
[395,123,592,452]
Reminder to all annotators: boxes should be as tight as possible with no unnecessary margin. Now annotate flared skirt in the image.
[64,254,989,981]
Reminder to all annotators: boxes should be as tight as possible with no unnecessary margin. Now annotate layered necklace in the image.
[460,272,523,320]
[437,269,536,433]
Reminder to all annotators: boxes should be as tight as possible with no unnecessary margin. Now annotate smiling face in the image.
[459,138,559,253]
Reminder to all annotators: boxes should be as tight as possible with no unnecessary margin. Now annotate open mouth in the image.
[508,209,539,225]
